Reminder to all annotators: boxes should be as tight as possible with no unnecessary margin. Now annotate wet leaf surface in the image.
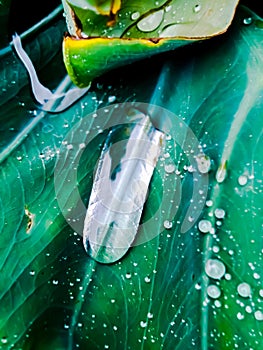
[0,2,262,349]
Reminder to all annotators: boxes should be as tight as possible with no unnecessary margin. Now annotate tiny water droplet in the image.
[237,282,251,298]
[125,273,132,279]
[144,276,151,283]
[164,163,175,174]
[164,220,173,229]
[29,270,35,276]
[214,208,225,219]
[131,11,140,20]
[207,284,221,299]
[1,337,8,344]
[198,219,212,233]
[243,17,253,25]
[196,154,211,174]
[193,4,201,13]
[237,312,245,320]
[238,175,248,186]
[147,312,153,319]
[195,283,201,290]
[140,320,147,328]
[254,310,263,321]
[52,279,59,285]
[108,95,116,103]
[205,259,226,280]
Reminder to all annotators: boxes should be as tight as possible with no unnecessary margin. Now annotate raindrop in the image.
[205,259,226,280]
[237,312,245,320]
[1,337,7,344]
[206,200,213,207]
[238,175,248,186]
[164,163,175,174]
[214,208,225,219]
[144,276,151,283]
[198,219,212,233]
[195,283,201,290]
[147,312,153,319]
[193,4,201,13]
[254,310,263,321]
[52,279,59,285]
[237,282,251,298]
[140,321,147,328]
[207,285,221,299]
[216,161,227,183]
[29,270,35,276]
[214,300,222,308]
[131,11,140,20]
[137,10,164,32]
[196,154,211,174]
[108,95,116,103]
[164,220,173,229]
[245,306,252,313]
[259,289,263,298]
[243,17,253,25]
[125,273,132,279]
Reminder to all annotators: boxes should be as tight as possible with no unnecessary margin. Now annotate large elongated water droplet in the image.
[137,10,164,32]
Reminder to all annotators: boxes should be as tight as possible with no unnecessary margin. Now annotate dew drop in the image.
[193,4,201,13]
[131,11,140,20]
[205,259,226,280]
[238,175,248,186]
[108,95,116,103]
[164,220,173,229]
[254,310,263,321]
[125,273,132,279]
[140,321,147,328]
[243,17,253,25]
[237,282,251,298]
[245,306,252,313]
[147,312,153,319]
[144,276,151,283]
[214,208,225,219]
[259,289,263,298]
[207,284,221,299]
[196,154,211,174]
[216,161,227,183]
[164,163,175,174]
[195,283,201,290]
[137,10,164,32]
[198,219,212,233]
[1,337,8,344]
[237,312,245,320]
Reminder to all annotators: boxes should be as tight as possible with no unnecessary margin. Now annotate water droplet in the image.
[164,220,173,229]
[237,282,251,298]
[243,17,253,25]
[144,276,151,283]
[207,284,221,299]
[147,312,153,319]
[196,154,211,174]
[125,273,132,279]
[164,163,175,173]
[131,11,140,20]
[52,279,59,285]
[214,208,225,219]
[1,337,8,344]
[137,10,164,32]
[198,219,212,233]
[205,259,226,279]
[254,310,263,321]
[253,272,260,280]
[140,320,147,328]
[214,300,222,308]
[237,312,245,320]
[245,306,252,313]
[238,175,248,186]
[206,200,213,207]
[195,283,201,290]
[225,273,232,280]
[108,95,116,103]
[216,160,227,183]
[259,289,263,298]
[29,270,35,276]
[193,4,201,13]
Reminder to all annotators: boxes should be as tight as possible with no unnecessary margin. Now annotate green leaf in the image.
[0,3,263,350]
[62,0,239,87]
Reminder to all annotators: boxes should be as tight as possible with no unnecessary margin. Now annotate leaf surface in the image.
[0,4,262,350]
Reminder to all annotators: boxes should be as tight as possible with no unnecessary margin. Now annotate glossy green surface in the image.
[0,2,262,349]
